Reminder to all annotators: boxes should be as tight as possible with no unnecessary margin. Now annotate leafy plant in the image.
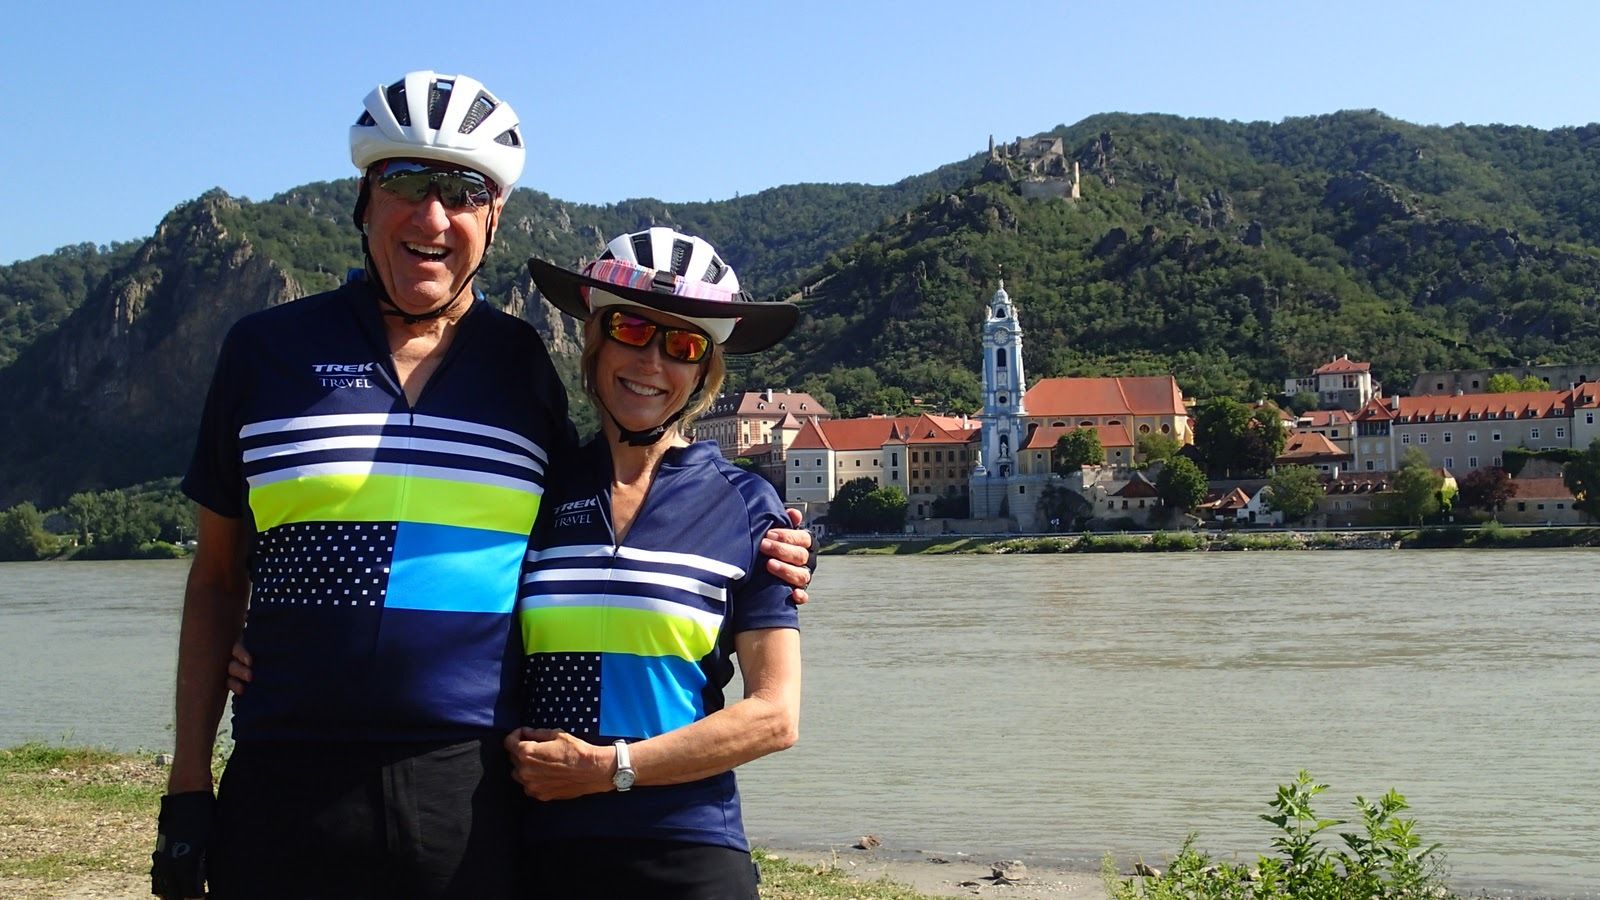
[1106,771,1453,899]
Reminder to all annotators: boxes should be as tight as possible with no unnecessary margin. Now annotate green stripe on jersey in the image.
[251,474,540,534]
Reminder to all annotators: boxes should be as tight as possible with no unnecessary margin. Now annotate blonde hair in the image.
[581,313,727,436]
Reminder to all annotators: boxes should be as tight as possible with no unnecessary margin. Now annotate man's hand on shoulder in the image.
[760,508,815,605]
[151,790,214,899]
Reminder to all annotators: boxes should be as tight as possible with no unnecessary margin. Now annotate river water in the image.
[1,552,1595,896]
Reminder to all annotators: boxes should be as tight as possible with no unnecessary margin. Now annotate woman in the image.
[505,227,803,898]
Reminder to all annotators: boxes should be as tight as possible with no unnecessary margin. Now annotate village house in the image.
[1351,386,1600,474]
[784,414,980,518]
[695,389,830,460]
[1276,432,1351,477]
[1284,354,1381,412]
[1292,408,1355,456]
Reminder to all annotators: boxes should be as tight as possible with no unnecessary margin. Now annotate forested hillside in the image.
[749,111,1600,415]
[5,109,1600,503]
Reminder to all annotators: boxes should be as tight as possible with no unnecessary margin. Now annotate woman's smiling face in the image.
[592,307,709,435]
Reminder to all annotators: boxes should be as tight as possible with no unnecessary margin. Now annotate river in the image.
[0,551,1595,896]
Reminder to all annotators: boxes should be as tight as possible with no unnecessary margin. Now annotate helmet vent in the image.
[356,112,375,127]
[384,81,411,126]
[669,239,693,276]
[426,80,453,130]
[495,129,521,148]
[630,233,655,268]
[704,256,728,284]
[461,93,496,133]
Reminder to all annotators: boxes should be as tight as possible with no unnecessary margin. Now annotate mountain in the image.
[6,110,1600,506]
[0,162,981,506]
[746,111,1600,415]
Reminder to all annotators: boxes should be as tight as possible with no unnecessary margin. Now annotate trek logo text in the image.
[555,496,599,528]
[313,362,378,389]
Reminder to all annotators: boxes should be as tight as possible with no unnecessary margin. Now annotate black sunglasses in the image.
[374,161,496,210]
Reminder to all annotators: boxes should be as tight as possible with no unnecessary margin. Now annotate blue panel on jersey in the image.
[386,522,526,613]
[599,653,707,738]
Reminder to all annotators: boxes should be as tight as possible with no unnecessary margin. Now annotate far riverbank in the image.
[821,524,1600,555]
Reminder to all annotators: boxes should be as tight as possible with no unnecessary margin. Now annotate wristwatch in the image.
[612,740,635,792]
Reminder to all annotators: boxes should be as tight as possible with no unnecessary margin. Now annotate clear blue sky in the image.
[4,0,1596,264]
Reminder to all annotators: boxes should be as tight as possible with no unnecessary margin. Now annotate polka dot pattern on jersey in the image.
[524,652,601,732]
[249,521,397,608]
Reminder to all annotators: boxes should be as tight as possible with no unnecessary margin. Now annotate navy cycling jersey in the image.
[517,438,798,852]
[183,279,573,742]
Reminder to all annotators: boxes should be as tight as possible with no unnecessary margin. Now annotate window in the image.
[1444,457,1454,468]
[935,450,943,462]
[1419,433,1429,444]
[1556,427,1566,439]
[1588,413,1595,425]
[1401,433,1411,444]
[855,459,861,467]
[1366,460,1375,470]
[1517,501,1527,512]
[1492,432,1502,442]
[996,348,1007,368]
[1443,432,1452,443]
[1493,455,1502,466]
[794,476,800,485]
[1468,432,1477,443]
[1331,429,1340,438]
[1468,456,1479,468]
[891,452,899,466]
[873,458,879,466]
[793,459,801,467]
[1531,428,1541,440]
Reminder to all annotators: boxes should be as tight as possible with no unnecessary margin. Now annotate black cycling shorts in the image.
[209,737,521,899]
[522,837,760,900]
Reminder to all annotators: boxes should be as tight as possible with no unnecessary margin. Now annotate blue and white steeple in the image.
[980,280,1029,478]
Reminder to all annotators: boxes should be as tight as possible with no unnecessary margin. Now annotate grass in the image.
[0,744,167,897]
[0,744,942,900]
[756,851,939,899]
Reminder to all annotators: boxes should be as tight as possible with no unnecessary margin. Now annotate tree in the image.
[1390,449,1444,525]
[828,477,907,532]
[1053,428,1103,473]
[0,502,59,561]
[856,486,909,533]
[1285,391,1321,414]
[1563,438,1600,522]
[1036,482,1091,531]
[1137,431,1181,464]
[1459,467,1517,516]
[929,492,969,518]
[1265,466,1323,523]
[1487,373,1552,393]
[1194,399,1285,476]
[1156,456,1208,513]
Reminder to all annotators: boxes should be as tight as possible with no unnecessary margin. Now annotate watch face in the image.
[613,769,636,791]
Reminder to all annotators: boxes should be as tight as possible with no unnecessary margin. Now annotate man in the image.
[151,71,813,900]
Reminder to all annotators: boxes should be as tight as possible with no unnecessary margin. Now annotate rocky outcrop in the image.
[0,192,299,505]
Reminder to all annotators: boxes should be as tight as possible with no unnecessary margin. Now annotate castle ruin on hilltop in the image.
[988,134,1080,201]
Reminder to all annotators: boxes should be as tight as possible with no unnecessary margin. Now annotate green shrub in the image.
[1078,533,1147,553]
[1105,771,1453,900]
[1148,531,1204,551]
[1218,533,1299,551]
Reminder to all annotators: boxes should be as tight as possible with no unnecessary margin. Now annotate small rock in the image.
[854,834,882,850]
[991,859,1028,883]
[928,857,949,864]
[153,753,174,766]
[1131,862,1162,878]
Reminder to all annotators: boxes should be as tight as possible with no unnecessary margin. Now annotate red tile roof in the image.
[788,416,931,452]
[1296,409,1353,428]
[1023,376,1185,418]
[1312,355,1371,375]
[1509,477,1576,500]
[704,390,830,419]
[1023,423,1134,450]
[1356,389,1577,423]
[1277,433,1351,463]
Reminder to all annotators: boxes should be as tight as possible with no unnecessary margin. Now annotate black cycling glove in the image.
[150,791,214,899]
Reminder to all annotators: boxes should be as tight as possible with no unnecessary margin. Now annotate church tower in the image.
[980,280,1028,478]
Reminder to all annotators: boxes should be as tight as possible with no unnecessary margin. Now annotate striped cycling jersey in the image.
[517,438,798,851]
[183,280,572,742]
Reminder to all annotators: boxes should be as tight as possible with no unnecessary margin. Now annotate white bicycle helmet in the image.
[528,227,799,354]
[349,70,524,190]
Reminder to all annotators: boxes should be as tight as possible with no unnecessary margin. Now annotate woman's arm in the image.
[505,627,801,800]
